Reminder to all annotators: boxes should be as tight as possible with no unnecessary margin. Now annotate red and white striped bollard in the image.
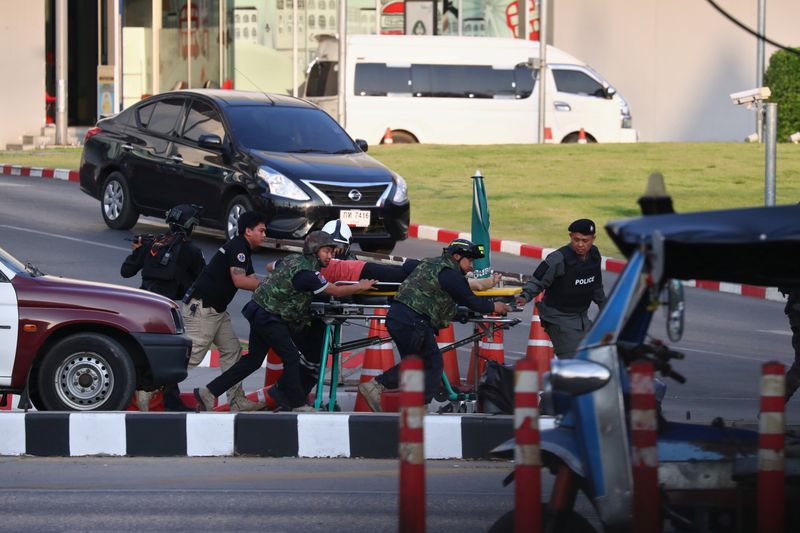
[630,361,660,533]
[514,359,541,533]
[399,356,425,533]
[758,361,785,532]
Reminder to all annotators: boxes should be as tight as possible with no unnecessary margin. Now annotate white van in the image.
[303,34,638,145]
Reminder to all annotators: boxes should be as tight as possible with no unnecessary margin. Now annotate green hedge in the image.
[763,47,800,142]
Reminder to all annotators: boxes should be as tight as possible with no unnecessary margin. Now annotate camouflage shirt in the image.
[253,253,322,325]
[395,253,460,329]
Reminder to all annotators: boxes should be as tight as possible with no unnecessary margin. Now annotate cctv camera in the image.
[730,87,771,106]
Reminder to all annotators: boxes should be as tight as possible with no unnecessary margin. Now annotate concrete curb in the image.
[0,411,525,459]
[1,163,783,302]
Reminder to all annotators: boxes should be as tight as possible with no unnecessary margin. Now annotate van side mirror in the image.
[355,139,368,152]
[198,134,224,150]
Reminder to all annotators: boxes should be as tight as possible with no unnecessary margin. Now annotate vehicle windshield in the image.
[0,246,38,276]
[226,105,357,154]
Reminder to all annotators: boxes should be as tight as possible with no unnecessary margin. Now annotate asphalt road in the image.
[0,174,797,425]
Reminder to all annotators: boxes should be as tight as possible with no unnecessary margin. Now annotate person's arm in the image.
[120,242,145,278]
[468,272,502,291]
[230,267,260,291]
[593,271,606,309]
[516,252,564,305]
[324,279,377,297]
[439,269,508,315]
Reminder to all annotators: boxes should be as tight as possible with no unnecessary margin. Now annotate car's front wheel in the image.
[37,333,136,411]
[101,172,139,229]
[225,194,254,241]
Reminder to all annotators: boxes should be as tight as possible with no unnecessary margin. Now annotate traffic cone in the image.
[382,127,394,145]
[370,308,395,371]
[437,323,460,385]
[354,317,391,411]
[263,348,283,388]
[544,127,554,144]
[578,128,588,144]
[526,294,553,386]
[467,319,505,381]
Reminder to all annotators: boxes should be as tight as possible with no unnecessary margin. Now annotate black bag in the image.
[477,360,515,414]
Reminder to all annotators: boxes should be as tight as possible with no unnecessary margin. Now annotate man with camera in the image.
[121,204,206,411]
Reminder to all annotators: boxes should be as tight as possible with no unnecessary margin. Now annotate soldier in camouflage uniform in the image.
[194,231,376,412]
[358,239,511,411]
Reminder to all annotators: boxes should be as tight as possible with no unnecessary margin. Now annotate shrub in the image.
[763,48,800,142]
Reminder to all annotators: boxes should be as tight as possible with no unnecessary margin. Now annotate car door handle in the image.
[170,155,184,163]
[122,143,134,151]
[553,101,571,112]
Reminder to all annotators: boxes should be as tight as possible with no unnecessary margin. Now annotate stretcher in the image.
[309,285,524,412]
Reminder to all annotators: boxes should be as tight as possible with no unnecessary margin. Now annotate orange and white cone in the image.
[526,294,553,387]
[263,348,283,388]
[578,127,588,144]
[468,319,505,381]
[382,127,394,145]
[544,127,554,144]
[437,323,460,385]
[370,308,395,371]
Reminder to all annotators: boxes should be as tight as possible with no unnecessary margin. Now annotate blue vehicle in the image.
[490,185,800,532]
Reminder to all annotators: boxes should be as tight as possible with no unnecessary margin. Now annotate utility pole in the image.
[756,0,766,142]
[537,0,547,143]
[764,103,777,206]
[55,0,68,145]
[337,0,347,127]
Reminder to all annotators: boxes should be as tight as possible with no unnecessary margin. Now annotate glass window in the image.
[411,65,512,98]
[252,13,257,22]
[244,27,249,38]
[136,102,156,128]
[146,98,184,135]
[306,61,338,97]
[354,64,411,96]
[319,15,326,29]
[308,14,315,28]
[552,69,606,98]
[182,100,225,142]
[243,14,249,23]
[514,64,535,99]
[226,105,356,154]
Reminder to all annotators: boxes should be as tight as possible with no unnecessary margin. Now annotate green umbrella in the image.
[471,170,491,279]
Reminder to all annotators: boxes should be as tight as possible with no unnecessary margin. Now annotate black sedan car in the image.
[79,90,409,252]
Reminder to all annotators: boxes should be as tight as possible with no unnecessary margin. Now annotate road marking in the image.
[756,329,792,336]
[0,225,129,252]
[0,183,28,187]
[674,346,764,362]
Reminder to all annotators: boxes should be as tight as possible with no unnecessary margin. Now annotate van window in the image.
[354,62,534,99]
[354,64,411,96]
[306,61,338,97]
[552,69,606,98]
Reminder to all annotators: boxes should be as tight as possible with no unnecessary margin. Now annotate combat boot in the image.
[357,378,385,412]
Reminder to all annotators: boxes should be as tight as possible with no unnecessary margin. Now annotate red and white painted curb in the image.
[0,163,784,302]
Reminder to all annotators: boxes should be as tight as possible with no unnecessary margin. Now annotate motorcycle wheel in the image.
[488,507,596,533]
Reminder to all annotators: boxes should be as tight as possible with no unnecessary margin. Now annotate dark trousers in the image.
[207,305,307,408]
[377,313,443,404]
[786,305,800,402]
[542,321,588,359]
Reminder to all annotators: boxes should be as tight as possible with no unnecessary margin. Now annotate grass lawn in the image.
[2,143,798,250]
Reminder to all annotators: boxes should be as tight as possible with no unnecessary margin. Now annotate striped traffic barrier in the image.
[399,356,425,533]
[630,361,660,533]
[758,361,785,533]
[514,358,541,532]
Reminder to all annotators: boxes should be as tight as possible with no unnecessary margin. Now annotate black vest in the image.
[544,245,602,313]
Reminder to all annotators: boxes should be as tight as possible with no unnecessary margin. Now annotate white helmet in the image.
[321,219,352,256]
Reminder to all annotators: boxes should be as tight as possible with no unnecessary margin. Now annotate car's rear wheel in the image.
[37,333,136,411]
[359,239,397,254]
[101,172,139,229]
[225,194,254,241]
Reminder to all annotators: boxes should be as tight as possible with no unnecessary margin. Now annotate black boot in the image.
[163,383,192,412]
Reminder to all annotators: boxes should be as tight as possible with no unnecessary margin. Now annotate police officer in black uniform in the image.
[516,219,606,358]
[181,211,267,411]
[121,204,205,411]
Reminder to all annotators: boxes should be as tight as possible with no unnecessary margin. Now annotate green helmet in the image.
[444,238,485,259]
[303,230,338,254]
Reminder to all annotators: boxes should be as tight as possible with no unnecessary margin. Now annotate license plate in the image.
[340,209,371,227]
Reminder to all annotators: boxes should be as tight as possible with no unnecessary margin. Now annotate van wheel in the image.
[562,132,597,144]
[101,172,139,229]
[489,508,596,533]
[37,333,136,411]
[388,131,417,144]
[225,195,254,241]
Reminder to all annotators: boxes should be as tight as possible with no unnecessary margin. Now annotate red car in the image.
[0,246,191,411]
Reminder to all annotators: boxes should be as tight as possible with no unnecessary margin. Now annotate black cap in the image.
[568,218,596,235]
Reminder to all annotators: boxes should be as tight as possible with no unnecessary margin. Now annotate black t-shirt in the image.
[191,235,254,311]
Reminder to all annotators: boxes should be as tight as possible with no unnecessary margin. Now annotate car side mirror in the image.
[355,139,368,152]
[198,134,224,150]
[666,279,685,342]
